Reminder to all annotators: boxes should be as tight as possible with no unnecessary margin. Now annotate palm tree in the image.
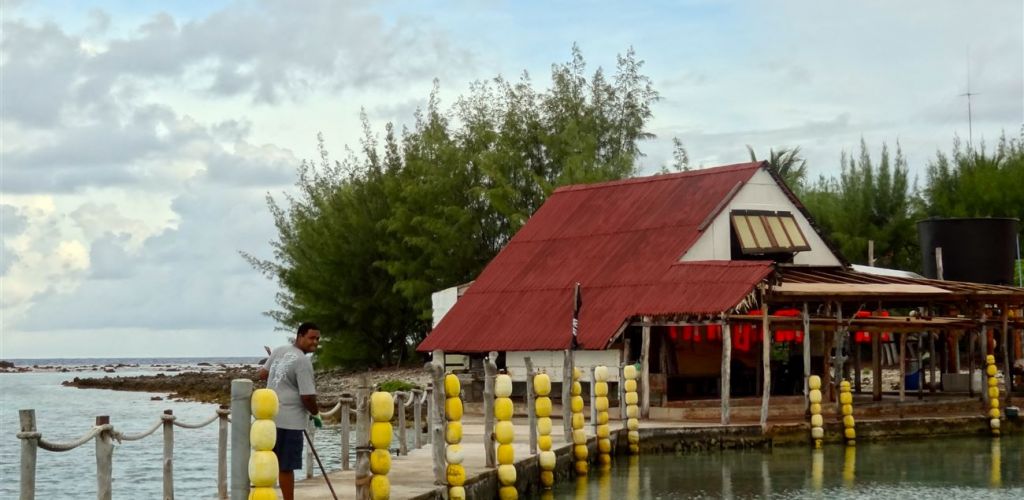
[746,145,808,192]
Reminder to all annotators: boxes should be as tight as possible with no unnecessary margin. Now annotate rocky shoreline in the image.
[58,365,433,407]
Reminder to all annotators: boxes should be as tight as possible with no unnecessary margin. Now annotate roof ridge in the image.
[552,161,764,194]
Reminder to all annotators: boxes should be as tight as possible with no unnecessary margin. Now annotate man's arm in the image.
[300,394,319,415]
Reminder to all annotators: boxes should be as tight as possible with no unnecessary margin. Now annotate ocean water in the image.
[0,359,372,499]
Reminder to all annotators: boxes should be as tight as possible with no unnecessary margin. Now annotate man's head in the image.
[293,322,321,354]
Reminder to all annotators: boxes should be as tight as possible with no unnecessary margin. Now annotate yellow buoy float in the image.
[985,355,1001,436]
[571,367,589,475]
[839,380,855,445]
[444,373,465,500]
[808,375,824,448]
[623,364,640,454]
[248,388,279,494]
[594,365,611,467]
[494,373,517,498]
[369,391,394,500]
[534,372,556,488]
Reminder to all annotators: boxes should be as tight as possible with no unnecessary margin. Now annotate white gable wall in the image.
[680,168,843,266]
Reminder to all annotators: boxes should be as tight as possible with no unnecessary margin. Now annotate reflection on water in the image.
[538,435,1024,499]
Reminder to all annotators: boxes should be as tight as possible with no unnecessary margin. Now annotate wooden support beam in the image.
[641,316,651,419]
[872,330,882,401]
[1002,307,1012,405]
[802,303,811,412]
[484,351,497,468]
[429,352,446,485]
[562,349,573,441]
[721,322,732,425]
[760,300,771,432]
[899,333,906,403]
[524,356,536,455]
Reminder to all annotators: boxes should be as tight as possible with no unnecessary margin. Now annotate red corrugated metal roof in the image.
[418,162,776,352]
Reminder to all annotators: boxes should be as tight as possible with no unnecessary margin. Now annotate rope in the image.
[173,414,219,429]
[114,418,165,442]
[321,402,343,418]
[29,425,110,452]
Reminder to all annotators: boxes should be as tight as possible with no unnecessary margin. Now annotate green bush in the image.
[378,379,420,392]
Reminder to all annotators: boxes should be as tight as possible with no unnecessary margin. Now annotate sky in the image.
[1,0,1021,358]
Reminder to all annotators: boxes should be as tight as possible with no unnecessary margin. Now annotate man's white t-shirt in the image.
[265,345,316,430]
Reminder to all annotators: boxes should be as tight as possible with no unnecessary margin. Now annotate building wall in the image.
[505,350,622,382]
[431,285,461,328]
[680,168,843,266]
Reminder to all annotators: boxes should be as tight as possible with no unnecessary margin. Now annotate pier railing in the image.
[16,406,231,500]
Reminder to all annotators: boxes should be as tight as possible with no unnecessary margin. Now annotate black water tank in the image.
[917,217,1020,284]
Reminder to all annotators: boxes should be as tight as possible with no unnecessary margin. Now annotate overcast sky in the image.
[2,0,1021,358]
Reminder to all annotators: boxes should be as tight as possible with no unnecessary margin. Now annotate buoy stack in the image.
[593,366,611,467]
[443,374,466,500]
[494,373,517,500]
[534,372,556,488]
[248,388,279,500]
[369,391,394,500]
[986,354,1001,436]
[570,367,588,476]
[839,380,855,446]
[623,364,639,454]
[808,375,824,448]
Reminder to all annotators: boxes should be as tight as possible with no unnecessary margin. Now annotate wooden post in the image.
[822,332,833,403]
[872,330,882,401]
[305,423,314,479]
[760,303,771,432]
[969,329,976,398]
[721,322,732,425]
[929,333,937,393]
[356,374,372,499]
[95,415,113,500]
[802,303,811,410]
[562,350,573,441]
[19,409,37,500]
[868,240,875,267]
[429,352,447,485]
[854,338,862,393]
[229,379,252,500]
[217,406,228,499]
[162,410,174,500]
[484,351,498,468]
[412,393,422,450]
[641,316,651,419]
[1002,307,1012,404]
[935,247,944,280]
[397,392,408,456]
[899,332,906,403]
[832,306,845,412]
[618,363,627,421]
[341,399,351,470]
[590,366,598,436]
[524,357,537,455]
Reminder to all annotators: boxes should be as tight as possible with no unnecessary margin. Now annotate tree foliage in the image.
[245,47,659,368]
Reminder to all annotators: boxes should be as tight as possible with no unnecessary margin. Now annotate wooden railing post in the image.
[429,351,447,484]
[229,379,253,500]
[217,405,229,499]
[525,357,537,455]
[397,392,408,456]
[412,392,423,450]
[19,409,37,500]
[341,399,352,471]
[355,375,371,499]
[305,423,315,479]
[95,416,113,500]
[483,351,497,468]
[563,349,574,440]
[162,410,175,500]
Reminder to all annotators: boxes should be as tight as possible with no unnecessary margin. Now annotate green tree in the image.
[802,140,920,270]
[246,47,660,368]
[746,145,809,192]
[922,131,1024,222]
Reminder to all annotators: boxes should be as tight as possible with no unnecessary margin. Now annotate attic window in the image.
[730,210,810,255]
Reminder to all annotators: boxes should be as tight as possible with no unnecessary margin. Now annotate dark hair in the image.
[297,322,320,337]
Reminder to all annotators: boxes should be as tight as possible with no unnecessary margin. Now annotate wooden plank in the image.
[721,322,732,425]
[641,316,651,419]
[773,283,952,296]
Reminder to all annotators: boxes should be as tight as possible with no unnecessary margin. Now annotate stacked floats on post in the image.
[808,375,824,448]
[593,366,611,468]
[986,355,1001,436]
[370,391,394,500]
[570,367,588,476]
[839,380,856,445]
[623,364,640,454]
[248,388,279,500]
[444,374,466,500]
[534,372,556,488]
[494,373,518,500]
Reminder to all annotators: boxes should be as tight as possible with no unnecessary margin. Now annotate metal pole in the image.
[229,379,253,500]
[303,430,338,500]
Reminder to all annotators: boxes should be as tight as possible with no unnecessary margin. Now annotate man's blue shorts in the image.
[274,428,304,471]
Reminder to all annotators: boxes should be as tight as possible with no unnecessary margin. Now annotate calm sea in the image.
[0,358,355,499]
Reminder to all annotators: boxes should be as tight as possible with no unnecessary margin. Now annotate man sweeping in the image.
[258,322,322,500]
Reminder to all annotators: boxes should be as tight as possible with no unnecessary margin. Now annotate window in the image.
[730,210,810,255]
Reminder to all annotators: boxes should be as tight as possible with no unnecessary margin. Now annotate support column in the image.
[229,379,253,500]
[1002,307,1011,405]
[759,302,771,432]
[871,330,882,401]
[899,332,906,403]
[802,303,811,411]
[641,316,651,419]
[721,322,732,425]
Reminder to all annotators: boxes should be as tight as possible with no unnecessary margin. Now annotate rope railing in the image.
[17,406,231,500]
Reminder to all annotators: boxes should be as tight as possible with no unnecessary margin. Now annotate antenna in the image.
[959,49,978,148]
